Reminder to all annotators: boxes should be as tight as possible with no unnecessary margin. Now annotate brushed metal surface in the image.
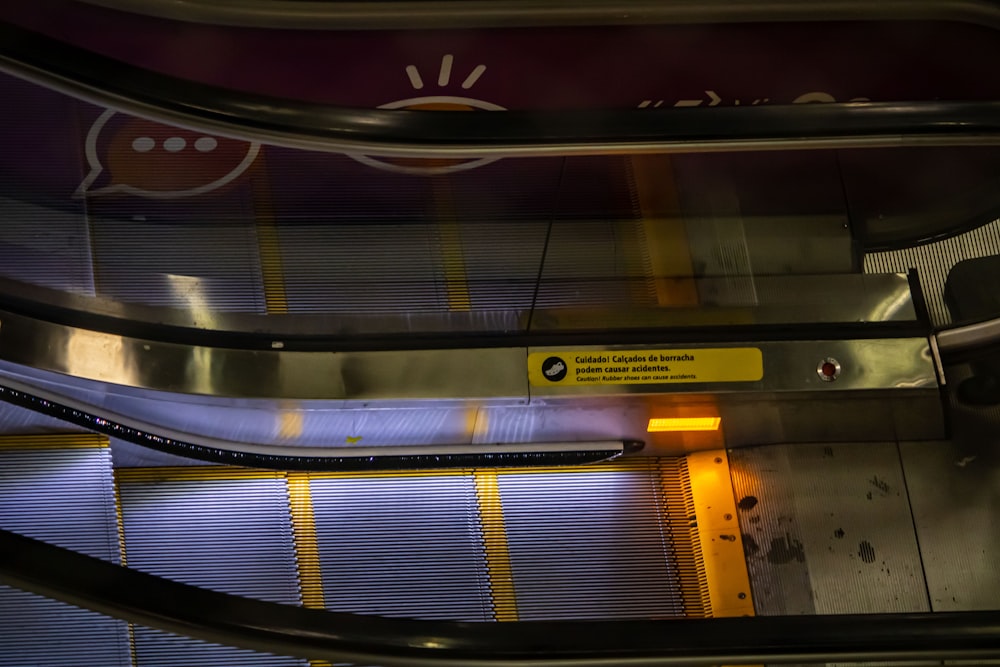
[730,442,930,616]
[0,311,530,400]
[900,383,1000,612]
[0,296,937,401]
[0,278,945,457]
[528,338,938,396]
[0,331,946,459]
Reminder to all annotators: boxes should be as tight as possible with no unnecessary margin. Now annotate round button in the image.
[817,358,841,382]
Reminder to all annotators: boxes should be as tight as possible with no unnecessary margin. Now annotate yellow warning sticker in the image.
[528,348,763,387]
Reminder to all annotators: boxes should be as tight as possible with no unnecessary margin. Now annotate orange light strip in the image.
[647,417,722,432]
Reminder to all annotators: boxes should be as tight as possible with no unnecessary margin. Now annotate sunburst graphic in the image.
[350,55,505,175]
[405,54,487,91]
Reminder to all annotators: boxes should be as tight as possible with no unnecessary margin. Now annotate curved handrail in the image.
[69,0,1000,31]
[3,527,1000,665]
[5,20,1000,158]
[936,315,1000,357]
[0,378,629,471]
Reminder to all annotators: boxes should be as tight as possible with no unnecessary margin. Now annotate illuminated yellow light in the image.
[647,417,722,432]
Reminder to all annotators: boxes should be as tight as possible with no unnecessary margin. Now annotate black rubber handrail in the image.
[3,527,1000,665]
[69,0,1000,31]
[0,380,629,471]
[0,272,930,353]
[937,316,1000,358]
[5,19,1000,158]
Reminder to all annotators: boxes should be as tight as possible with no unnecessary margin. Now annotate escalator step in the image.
[0,434,130,667]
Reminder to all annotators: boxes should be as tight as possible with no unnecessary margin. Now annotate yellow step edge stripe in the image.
[685,450,755,618]
[473,469,518,621]
[628,155,699,308]
[285,473,331,667]
[438,220,471,311]
[250,155,288,315]
[286,473,326,609]
[432,176,472,312]
[0,433,108,450]
[111,469,140,667]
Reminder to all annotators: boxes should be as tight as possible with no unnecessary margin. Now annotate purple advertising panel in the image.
[6,0,1000,111]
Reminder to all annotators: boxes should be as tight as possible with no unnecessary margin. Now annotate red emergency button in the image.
[817,358,841,382]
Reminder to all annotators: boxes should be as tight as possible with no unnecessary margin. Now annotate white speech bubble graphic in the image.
[75,109,261,199]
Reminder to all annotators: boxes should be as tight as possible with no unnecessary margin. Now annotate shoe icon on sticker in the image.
[541,357,568,382]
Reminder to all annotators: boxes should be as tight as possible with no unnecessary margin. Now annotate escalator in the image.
[3,1,1000,665]
[0,433,738,665]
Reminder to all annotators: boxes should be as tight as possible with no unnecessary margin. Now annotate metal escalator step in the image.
[496,466,686,620]
[89,209,268,314]
[310,473,493,621]
[116,469,307,667]
[115,458,715,627]
[0,434,130,667]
